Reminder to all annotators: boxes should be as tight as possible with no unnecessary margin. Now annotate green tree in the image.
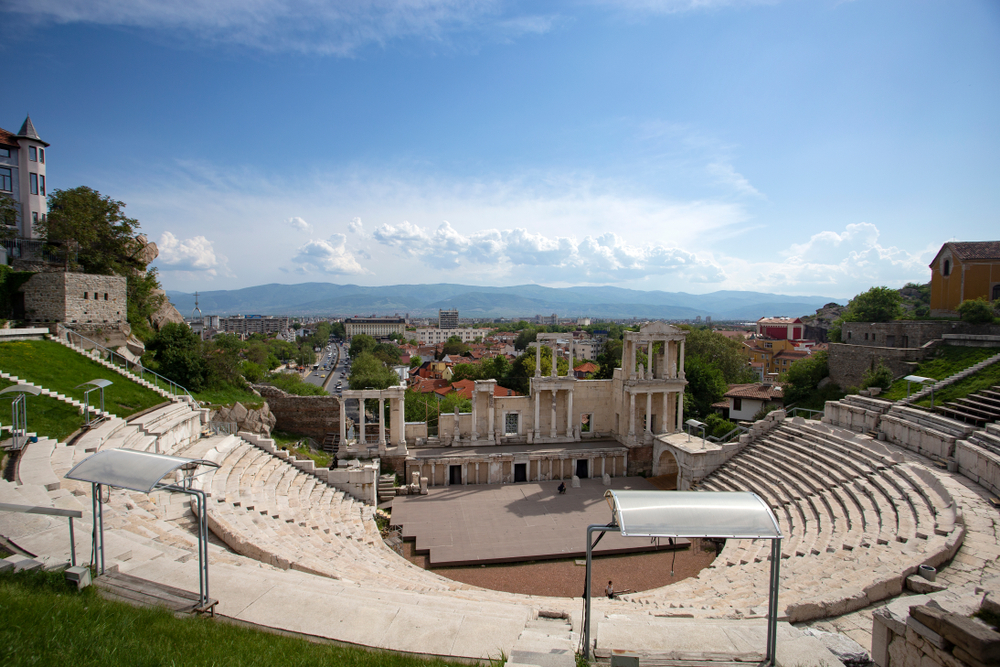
[145,322,207,391]
[704,413,737,439]
[957,298,996,325]
[842,286,903,323]
[441,335,469,357]
[349,334,377,358]
[480,355,512,383]
[594,339,623,379]
[372,342,402,366]
[860,361,893,390]
[348,352,400,390]
[450,363,482,383]
[39,187,143,275]
[684,328,756,384]
[781,351,829,404]
[683,356,728,419]
[513,327,539,351]
[409,355,423,369]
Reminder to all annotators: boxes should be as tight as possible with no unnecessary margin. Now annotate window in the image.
[39,175,45,196]
[29,146,37,162]
[0,148,9,158]
[94,292,99,300]
[39,148,44,164]
[994,284,1000,301]
[943,259,951,276]
[83,292,88,300]
[30,173,38,195]
[32,212,38,223]
[0,167,10,192]
[733,397,743,411]
[581,413,592,433]
[504,412,519,436]
[104,293,108,300]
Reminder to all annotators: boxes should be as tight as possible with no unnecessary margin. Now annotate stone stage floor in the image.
[391,477,690,567]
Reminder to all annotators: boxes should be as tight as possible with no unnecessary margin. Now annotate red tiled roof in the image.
[774,350,809,360]
[0,127,18,149]
[724,383,784,401]
[757,317,802,325]
[948,241,1000,261]
[574,362,598,373]
[452,379,475,399]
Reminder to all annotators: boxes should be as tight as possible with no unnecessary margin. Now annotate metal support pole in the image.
[766,537,781,666]
[583,523,615,660]
[68,516,76,568]
[92,482,105,574]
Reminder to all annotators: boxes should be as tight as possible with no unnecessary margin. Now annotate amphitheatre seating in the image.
[630,417,964,622]
[938,384,1000,427]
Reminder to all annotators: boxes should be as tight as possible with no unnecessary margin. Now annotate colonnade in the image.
[339,387,406,451]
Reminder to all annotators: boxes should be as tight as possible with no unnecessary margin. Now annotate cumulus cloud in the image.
[370,221,726,282]
[13,0,556,55]
[291,234,369,275]
[157,231,227,276]
[347,217,364,234]
[286,216,313,234]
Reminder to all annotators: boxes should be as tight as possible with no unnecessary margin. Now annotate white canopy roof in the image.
[76,379,114,389]
[65,448,217,493]
[606,490,782,540]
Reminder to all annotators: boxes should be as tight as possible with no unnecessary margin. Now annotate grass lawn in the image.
[904,361,1000,410]
[880,346,1000,402]
[193,384,264,410]
[0,340,165,418]
[0,378,86,442]
[0,569,478,667]
[272,429,333,468]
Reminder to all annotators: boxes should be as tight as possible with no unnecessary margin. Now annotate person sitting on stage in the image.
[557,481,567,494]
[606,581,614,599]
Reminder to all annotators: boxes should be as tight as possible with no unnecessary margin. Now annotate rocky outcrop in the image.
[212,402,277,436]
[800,302,846,342]
[149,288,185,330]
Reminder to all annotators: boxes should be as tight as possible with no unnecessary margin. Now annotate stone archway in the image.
[651,449,679,490]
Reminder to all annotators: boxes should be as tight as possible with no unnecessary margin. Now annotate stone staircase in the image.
[897,351,1000,408]
[0,371,114,420]
[937,384,1000,426]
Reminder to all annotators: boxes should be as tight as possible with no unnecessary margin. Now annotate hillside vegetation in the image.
[880,346,1000,405]
[0,340,165,417]
[0,378,85,441]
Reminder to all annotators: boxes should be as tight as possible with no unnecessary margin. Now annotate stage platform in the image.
[407,439,627,459]
[391,477,690,567]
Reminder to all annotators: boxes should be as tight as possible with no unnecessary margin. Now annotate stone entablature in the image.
[20,272,126,326]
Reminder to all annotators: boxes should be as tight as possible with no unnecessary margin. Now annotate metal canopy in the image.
[584,490,784,666]
[65,448,217,493]
[76,379,114,389]
[64,448,219,612]
[608,490,783,540]
[0,384,42,396]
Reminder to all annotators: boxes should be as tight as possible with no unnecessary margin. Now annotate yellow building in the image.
[929,241,1000,316]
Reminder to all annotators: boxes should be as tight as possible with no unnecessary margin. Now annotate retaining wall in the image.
[254,385,341,440]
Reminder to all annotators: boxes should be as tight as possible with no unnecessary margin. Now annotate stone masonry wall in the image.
[840,321,1000,348]
[254,384,341,440]
[20,272,126,326]
[828,342,928,389]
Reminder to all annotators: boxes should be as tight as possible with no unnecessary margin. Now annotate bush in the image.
[861,361,893,390]
[782,351,829,404]
[957,298,996,325]
[705,413,736,439]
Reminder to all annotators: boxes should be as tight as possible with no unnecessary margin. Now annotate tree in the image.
[594,339,623,379]
[450,363,482,383]
[39,187,144,275]
[957,298,996,325]
[683,356,728,419]
[349,334,377,358]
[842,286,902,323]
[513,327,539,351]
[860,361,893,390]
[145,322,207,391]
[348,352,400,390]
[441,335,469,357]
[684,328,757,384]
[409,355,423,369]
[705,413,736,439]
[372,342,401,366]
[781,351,829,404]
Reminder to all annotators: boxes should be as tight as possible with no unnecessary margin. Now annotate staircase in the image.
[321,432,339,455]
[508,615,577,667]
[937,384,1000,426]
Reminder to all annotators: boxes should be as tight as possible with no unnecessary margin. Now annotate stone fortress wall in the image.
[20,271,126,326]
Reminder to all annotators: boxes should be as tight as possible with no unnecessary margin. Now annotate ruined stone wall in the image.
[840,320,1000,348]
[254,385,340,440]
[21,272,126,326]
[827,342,927,389]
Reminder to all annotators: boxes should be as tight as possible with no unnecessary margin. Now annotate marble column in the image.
[338,397,346,444]
[566,388,574,440]
[359,398,366,444]
[488,392,495,441]
[378,397,386,446]
[431,462,435,487]
[550,343,557,378]
[535,343,542,376]
[628,391,636,440]
[471,389,478,441]
[661,391,669,434]
[550,391,557,438]
[679,340,686,379]
[534,390,541,439]
[463,463,467,485]
[645,391,653,435]
[676,391,683,432]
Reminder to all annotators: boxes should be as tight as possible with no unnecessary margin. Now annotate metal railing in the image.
[707,424,749,444]
[207,421,237,435]
[0,502,83,567]
[58,327,192,400]
[1,237,76,264]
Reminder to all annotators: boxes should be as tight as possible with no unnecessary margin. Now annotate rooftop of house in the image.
[724,383,785,401]
[940,241,1000,262]
[0,126,18,149]
[757,317,802,325]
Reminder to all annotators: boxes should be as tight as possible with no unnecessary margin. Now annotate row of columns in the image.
[626,389,683,441]
[339,389,406,450]
[416,451,628,487]
[533,386,576,440]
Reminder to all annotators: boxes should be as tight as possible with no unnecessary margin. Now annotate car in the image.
[319,374,326,378]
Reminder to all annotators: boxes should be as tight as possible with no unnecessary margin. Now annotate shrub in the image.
[957,297,996,325]
[705,413,736,439]
[861,361,893,390]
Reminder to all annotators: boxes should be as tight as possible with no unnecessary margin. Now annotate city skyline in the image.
[3,0,998,300]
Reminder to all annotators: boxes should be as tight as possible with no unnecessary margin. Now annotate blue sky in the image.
[3,0,998,299]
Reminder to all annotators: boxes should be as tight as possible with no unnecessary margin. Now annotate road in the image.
[301,338,348,395]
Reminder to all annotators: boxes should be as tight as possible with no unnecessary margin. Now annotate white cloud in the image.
[156,231,227,276]
[13,0,556,55]
[348,217,364,234]
[707,162,764,198]
[286,216,313,234]
[291,234,369,275]
[370,221,727,282]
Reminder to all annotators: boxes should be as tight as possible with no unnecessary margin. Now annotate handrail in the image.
[707,424,749,444]
[788,407,824,420]
[57,328,193,400]
[0,502,82,567]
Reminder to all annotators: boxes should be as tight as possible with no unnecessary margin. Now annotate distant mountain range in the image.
[165,282,843,321]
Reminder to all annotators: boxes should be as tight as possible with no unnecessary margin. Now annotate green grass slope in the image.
[881,345,1000,407]
[0,569,475,667]
[0,378,85,442]
[0,340,165,417]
